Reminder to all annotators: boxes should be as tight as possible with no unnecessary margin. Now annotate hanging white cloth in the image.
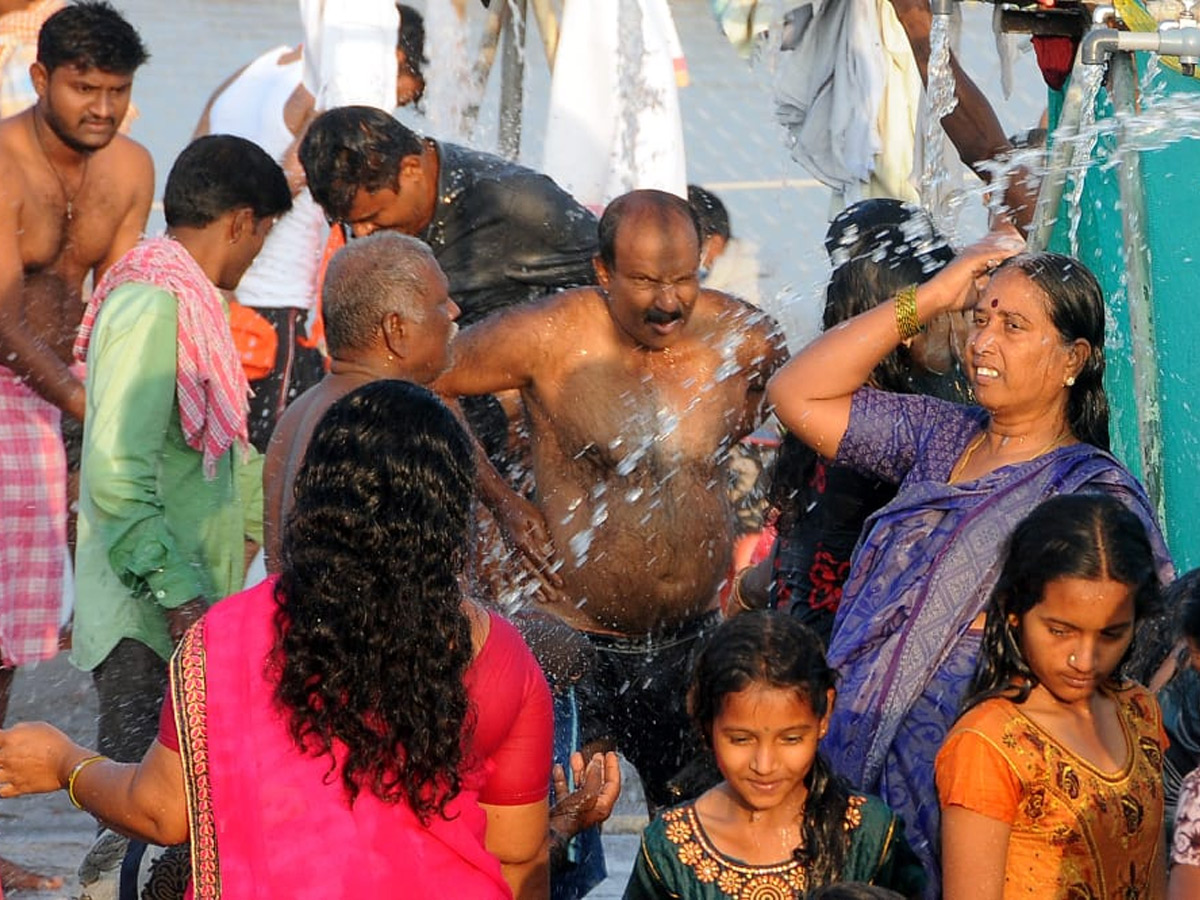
[298,0,399,111]
[543,0,688,211]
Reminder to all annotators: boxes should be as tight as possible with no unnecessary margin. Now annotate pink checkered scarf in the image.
[75,236,250,477]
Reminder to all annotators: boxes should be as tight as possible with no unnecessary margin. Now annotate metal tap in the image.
[1082,13,1200,75]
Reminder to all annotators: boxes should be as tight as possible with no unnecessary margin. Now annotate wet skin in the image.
[436,201,786,634]
[0,64,153,419]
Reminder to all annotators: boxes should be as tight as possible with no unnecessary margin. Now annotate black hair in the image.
[1170,569,1200,646]
[691,611,851,884]
[965,493,1162,712]
[824,199,948,265]
[38,1,149,75]
[994,252,1110,450]
[687,184,731,241]
[274,381,478,821]
[767,221,952,536]
[597,189,702,271]
[299,106,424,223]
[397,4,427,85]
[163,135,292,229]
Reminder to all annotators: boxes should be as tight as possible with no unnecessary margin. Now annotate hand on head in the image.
[931,229,1026,313]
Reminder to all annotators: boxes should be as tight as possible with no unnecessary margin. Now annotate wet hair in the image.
[299,106,424,223]
[163,135,292,229]
[691,611,851,884]
[965,493,1162,712]
[823,198,949,267]
[994,252,1110,450]
[323,232,438,357]
[274,381,477,820]
[1171,569,1200,646]
[397,4,427,88]
[687,184,731,241]
[597,189,702,271]
[767,218,952,536]
[37,1,149,75]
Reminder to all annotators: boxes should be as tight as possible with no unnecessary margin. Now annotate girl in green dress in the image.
[624,612,925,899]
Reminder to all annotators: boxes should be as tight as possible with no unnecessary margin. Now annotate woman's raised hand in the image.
[925,228,1026,314]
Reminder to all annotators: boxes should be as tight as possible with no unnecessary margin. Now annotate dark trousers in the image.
[92,638,168,763]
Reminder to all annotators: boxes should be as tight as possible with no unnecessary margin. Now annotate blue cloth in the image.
[551,686,607,900]
[823,389,1173,896]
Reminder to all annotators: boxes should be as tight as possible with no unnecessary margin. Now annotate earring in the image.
[1007,613,1019,627]
[1065,375,1076,387]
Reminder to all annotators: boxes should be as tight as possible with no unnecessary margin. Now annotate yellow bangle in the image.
[67,755,105,811]
[893,284,922,341]
[732,568,755,612]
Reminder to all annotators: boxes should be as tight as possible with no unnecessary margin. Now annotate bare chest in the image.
[537,348,752,476]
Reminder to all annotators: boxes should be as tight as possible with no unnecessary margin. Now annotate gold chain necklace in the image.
[950,427,1071,483]
[32,114,88,222]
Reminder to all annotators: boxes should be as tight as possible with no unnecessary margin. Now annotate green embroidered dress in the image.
[624,793,924,899]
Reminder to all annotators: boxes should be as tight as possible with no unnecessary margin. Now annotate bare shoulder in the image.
[0,112,34,187]
[696,289,788,368]
[93,134,154,193]
[464,285,607,345]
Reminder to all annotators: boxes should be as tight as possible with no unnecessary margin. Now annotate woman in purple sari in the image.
[766,235,1173,896]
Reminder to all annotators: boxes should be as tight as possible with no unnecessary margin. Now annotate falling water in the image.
[920,13,961,235]
[1064,64,1107,255]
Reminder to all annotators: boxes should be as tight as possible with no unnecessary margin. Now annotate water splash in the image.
[920,13,961,235]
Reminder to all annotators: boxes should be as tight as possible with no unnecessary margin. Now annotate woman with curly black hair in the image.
[0,381,554,899]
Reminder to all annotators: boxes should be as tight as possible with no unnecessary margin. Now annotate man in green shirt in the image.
[71,134,291,768]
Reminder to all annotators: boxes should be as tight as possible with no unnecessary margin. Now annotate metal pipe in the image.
[1081,25,1200,71]
[930,0,956,16]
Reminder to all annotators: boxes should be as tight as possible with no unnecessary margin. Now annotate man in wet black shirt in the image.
[299,104,598,328]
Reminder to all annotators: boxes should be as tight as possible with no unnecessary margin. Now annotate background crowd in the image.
[0,2,1198,900]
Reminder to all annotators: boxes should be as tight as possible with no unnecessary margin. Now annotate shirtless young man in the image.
[434,189,788,808]
[0,1,151,889]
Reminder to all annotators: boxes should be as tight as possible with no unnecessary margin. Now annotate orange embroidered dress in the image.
[935,683,1167,899]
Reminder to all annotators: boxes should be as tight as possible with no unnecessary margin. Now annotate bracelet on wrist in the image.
[893,284,923,341]
[732,568,756,612]
[67,754,106,811]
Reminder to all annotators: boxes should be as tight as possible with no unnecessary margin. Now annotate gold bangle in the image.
[732,568,755,612]
[893,284,923,341]
[67,755,105,811]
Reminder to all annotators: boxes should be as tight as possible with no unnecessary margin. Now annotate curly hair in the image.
[38,1,149,75]
[691,611,851,885]
[964,493,1162,713]
[273,381,477,822]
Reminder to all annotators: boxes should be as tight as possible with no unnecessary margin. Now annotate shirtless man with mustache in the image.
[434,189,788,810]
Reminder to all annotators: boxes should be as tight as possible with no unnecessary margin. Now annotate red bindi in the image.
[990,298,999,308]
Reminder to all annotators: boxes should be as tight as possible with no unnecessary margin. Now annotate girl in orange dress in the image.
[936,494,1168,899]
